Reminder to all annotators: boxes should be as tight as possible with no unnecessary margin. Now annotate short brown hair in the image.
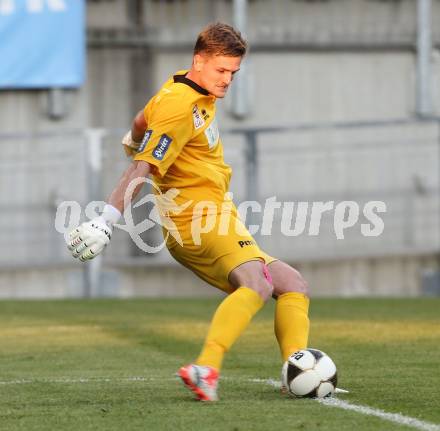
[194,22,247,57]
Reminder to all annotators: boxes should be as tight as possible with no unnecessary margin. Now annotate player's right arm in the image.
[68,90,192,262]
[68,102,152,262]
[106,160,151,213]
[67,160,151,262]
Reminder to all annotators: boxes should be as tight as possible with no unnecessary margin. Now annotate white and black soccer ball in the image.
[282,348,338,398]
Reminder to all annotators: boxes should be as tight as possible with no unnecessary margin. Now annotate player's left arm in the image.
[122,109,148,157]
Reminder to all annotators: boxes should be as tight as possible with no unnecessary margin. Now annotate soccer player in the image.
[67,23,309,402]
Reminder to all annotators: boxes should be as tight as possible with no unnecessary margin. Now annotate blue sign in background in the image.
[0,0,85,88]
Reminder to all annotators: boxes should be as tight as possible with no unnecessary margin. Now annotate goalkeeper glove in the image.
[67,205,121,262]
[122,130,141,157]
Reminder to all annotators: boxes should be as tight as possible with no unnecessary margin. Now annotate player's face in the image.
[197,54,242,98]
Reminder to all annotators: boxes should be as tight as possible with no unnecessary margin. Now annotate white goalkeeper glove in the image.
[67,205,121,262]
[122,130,141,158]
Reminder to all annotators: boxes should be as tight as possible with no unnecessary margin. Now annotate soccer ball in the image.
[281,348,338,398]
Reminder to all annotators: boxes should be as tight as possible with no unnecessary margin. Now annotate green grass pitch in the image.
[0,297,439,431]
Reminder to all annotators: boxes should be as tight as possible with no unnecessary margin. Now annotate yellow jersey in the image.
[134,70,232,221]
[134,70,275,287]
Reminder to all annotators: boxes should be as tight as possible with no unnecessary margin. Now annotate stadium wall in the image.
[0,119,438,298]
[0,0,439,298]
[0,253,438,299]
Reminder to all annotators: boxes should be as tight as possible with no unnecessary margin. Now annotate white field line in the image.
[1,375,439,431]
[0,376,167,385]
[254,378,440,431]
[317,398,440,431]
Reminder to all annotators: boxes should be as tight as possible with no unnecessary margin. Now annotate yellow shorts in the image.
[165,204,276,294]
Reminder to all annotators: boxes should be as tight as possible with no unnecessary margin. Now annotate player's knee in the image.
[236,274,273,302]
[286,268,309,296]
[229,261,273,302]
[273,264,309,297]
[250,278,273,302]
[292,269,309,296]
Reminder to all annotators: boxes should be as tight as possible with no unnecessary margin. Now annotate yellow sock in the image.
[274,292,310,361]
[196,286,264,370]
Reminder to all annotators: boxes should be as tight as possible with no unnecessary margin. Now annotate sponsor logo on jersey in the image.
[192,104,205,130]
[138,129,153,153]
[152,134,172,160]
[205,117,219,149]
[238,240,256,248]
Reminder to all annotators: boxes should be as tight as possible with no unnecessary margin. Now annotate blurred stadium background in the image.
[0,0,439,299]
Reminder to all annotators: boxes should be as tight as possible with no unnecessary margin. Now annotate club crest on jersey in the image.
[152,134,172,160]
[138,129,153,153]
[205,117,219,149]
[192,105,205,130]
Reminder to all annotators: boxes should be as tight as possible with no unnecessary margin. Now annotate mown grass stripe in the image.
[1,375,439,431]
